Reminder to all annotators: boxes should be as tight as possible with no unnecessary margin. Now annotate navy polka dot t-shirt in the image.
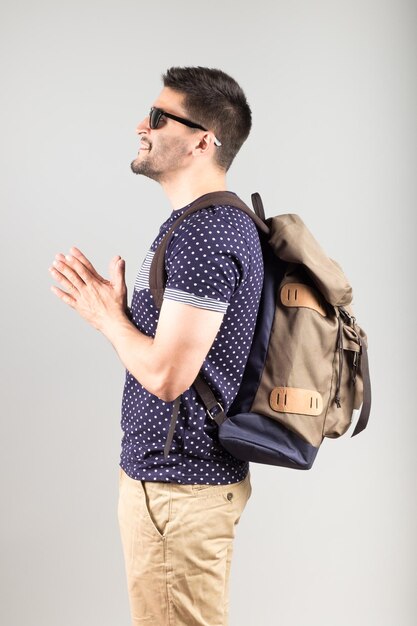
[119,193,264,484]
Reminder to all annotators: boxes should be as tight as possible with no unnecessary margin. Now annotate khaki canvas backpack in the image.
[150,191,371,469]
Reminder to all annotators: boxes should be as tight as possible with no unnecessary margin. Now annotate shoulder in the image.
[214,204,260,243]
[170,203,260,251]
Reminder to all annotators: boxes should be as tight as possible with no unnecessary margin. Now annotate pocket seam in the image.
[139,481,167,540]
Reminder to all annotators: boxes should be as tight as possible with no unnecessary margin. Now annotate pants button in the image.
[227,492,233,501]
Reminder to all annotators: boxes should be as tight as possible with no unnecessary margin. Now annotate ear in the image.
[191,132,214,156]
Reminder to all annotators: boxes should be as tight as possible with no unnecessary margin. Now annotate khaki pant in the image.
[117,466,252,626]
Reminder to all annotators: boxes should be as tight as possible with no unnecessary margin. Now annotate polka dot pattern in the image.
[119,197,264,484]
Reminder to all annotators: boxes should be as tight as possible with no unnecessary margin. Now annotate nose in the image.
[136,115,150,135]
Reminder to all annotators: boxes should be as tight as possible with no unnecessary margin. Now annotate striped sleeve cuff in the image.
[163,288,229,313]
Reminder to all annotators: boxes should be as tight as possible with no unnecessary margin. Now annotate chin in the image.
[130,159,142,174]
[130,162,162,183]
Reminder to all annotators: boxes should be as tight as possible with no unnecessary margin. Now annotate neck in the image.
[161,168,228,211]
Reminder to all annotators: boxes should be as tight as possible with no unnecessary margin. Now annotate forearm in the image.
[101,313,169,399]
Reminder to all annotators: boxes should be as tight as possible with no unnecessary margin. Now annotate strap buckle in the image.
[207,402,224,421]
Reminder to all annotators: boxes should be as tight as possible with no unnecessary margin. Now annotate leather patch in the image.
[280,282,327,317]
[269,386,323,416]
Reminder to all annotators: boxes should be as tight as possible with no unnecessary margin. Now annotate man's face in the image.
[130,87,196,182]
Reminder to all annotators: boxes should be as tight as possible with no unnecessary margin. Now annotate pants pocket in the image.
[139,481,170,539]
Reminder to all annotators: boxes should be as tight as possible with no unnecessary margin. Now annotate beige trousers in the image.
[117,466,252,626]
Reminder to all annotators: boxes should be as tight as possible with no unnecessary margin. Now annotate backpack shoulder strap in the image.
[149,191,269,309]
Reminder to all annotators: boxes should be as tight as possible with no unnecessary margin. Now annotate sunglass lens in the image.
[149,108,161,129]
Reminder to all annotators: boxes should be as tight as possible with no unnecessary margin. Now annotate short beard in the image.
[130,136,189,183]
[130,156,162,182]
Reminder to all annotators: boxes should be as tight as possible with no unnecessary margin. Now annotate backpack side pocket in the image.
[323,311,363,438]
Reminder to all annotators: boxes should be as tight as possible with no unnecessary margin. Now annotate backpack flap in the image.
[268,214,353,307]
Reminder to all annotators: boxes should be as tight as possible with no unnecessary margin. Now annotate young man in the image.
[49,66,263,626]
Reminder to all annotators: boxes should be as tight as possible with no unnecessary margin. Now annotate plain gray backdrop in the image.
[1,0,416,625]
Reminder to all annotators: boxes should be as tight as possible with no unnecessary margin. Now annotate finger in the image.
[118,258,126,277]
[69,247,107,283]
[115,258,126,289]
[64,254,97,283]
[109,255,121,282]
[51,259,86,292]
[50,284,77,307]
[49,264,80,296]
[56,250,109,285]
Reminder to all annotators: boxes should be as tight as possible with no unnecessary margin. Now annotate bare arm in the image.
[103,299,223,401]
[49,247,224,401]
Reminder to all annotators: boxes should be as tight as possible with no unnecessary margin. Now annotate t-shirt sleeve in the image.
[163,211,247,313]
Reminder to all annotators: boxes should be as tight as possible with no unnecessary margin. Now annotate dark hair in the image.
[161,66,252,172]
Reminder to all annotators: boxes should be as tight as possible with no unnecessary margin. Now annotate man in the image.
[49,66,263,626]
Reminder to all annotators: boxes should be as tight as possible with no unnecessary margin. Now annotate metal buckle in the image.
[207,402,224,420]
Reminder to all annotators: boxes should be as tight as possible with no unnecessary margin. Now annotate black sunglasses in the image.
[149,107,222,147]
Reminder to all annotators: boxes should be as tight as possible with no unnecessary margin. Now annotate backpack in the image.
[149,191,371,470]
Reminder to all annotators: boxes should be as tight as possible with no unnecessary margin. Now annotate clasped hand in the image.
[48,246,128,333]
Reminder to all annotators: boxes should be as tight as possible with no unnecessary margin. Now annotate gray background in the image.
[1,0,415,624]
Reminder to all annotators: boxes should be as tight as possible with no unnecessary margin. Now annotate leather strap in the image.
[193,375,228,426]
[351,338,371,437]
[164,374,228,458]
[251,192,266,221]
[163,397,181,458]
[280,282,327,317]
[269,386,324,416]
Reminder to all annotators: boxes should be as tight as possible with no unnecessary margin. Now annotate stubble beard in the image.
[130,147,161,181]
[130,136,189,183]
